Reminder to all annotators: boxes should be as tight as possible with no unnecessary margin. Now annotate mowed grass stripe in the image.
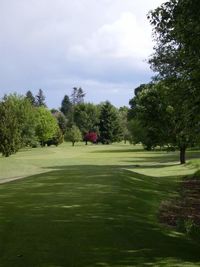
[0,144,200,266]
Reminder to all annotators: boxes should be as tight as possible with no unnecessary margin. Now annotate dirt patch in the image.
[159,176,200,229]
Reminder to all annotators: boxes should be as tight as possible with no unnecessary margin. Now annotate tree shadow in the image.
[0,165,200,267]
[92,147,200,162]
[91,148,145,153]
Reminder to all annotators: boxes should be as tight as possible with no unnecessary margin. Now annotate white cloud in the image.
[71,12,152,60]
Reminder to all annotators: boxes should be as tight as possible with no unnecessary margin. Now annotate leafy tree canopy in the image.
[35,107,59,146]
[73,103,100,135]
[65,125,82,146]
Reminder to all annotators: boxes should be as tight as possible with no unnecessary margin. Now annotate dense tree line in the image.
[0,88,129,156]
[61,90,125,146]
[0,92,61,157]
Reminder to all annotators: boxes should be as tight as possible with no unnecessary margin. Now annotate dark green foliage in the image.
[53,111,68,135]
[73,103,100,136]
[12,95,38,147]
[128,118,147,145]
[128,81,199,162]
[46,128,64,147]
[148,0,200,86]
[118,106,130,143]
[134,84,146,97]
[0,94,37,156]
[129,83,171,150]
[99,101,123,144]
[0,99,21,156]
[60,95,72,118]
[147,0,200,162]
[25,90,35,106]
[51,108,59,114]
[35,89,46,107]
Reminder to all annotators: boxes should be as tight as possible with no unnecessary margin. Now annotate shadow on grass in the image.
[92,148,145,153]
[0,165,200,267]
[122,155,200,168]
[121,162,179,168]
[93,148,200,161]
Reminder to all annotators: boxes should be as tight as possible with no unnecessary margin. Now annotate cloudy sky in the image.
[0,0,164,108]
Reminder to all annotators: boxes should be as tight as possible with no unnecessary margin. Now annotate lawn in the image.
[0,143,200,266]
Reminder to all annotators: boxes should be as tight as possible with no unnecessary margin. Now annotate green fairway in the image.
[0,143,200,266]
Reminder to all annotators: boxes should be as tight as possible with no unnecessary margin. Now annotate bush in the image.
[46,129,64,147]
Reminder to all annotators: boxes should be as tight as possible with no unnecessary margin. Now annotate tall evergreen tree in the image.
[71,87,85,105]
[53,111,68,135]
[35,89,46,107]
[76,87,85,104]
[25,90,35,106]
[60,95,72,117]
[99,101,123,144]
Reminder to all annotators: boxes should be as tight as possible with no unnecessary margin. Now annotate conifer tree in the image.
[60,95,72,117]
[35,89,46,107]
[26,90,35,106]
[99,101,123,144]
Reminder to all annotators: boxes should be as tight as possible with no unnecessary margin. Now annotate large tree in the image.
[129,83,172,150]
[60,95,72,118]
[73,103,100,136]
[35,89,46,107]
[128,82,198,163]
[65,125,82,146]
[99,101,123,144]
[35,107,59,146]
[71,87,85,105]
[0,98,21,156]
[147,0,200,162]
[54,112,68,135]
[25,90,36,106]
[0,94,37,156]
[148,0,200,86]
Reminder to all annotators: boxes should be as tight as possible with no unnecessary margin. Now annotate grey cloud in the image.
[0,0,164,107]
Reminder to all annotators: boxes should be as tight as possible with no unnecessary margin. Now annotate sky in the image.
[0,0,165,108]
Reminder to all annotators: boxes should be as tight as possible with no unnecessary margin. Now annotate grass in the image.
[0,143,200,266]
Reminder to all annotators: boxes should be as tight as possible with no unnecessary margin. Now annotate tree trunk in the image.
[180,146,186,164]
[72,141,75,146]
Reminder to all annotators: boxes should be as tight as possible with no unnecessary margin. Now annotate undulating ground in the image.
[0,143,200,267]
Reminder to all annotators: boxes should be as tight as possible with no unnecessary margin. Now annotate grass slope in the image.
[0,143,200,266]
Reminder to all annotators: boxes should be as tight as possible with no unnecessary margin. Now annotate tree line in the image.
[0,87,130,157]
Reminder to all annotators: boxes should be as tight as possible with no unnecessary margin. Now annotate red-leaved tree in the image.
[84,132,98,145]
